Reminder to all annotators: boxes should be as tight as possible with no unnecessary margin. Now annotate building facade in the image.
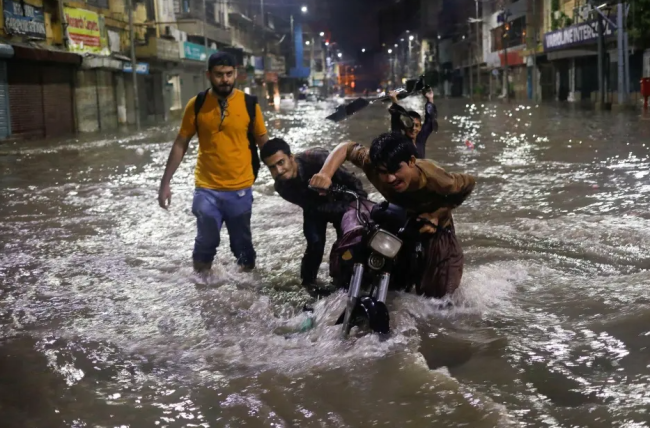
[0,0,295,141]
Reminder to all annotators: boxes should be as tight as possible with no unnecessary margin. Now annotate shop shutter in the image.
[0,61,10,139]
[42,65,75,138]
[8,61,45,138]
[96,70,117,130]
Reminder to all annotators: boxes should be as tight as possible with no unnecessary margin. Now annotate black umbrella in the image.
[325,75,427,123]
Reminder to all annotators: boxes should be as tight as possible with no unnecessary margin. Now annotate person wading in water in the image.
[158,52,269,274]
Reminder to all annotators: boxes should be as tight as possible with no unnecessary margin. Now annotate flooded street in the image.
[2,98,650,427]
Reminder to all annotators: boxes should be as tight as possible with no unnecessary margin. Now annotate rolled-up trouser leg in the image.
[417,226,464,298]
[222,188,256,267]
[192,188,224,267]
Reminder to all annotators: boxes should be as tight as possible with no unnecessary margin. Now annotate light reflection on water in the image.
[1,99,650,427]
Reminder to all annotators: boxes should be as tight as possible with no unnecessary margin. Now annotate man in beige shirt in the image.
[309,132,476,298]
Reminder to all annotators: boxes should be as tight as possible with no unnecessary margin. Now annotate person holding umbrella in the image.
[388,85,438,159]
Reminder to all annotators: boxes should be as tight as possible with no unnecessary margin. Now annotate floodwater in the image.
[1,98,650,427]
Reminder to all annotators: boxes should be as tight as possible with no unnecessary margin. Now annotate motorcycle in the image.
[310,184,432,338]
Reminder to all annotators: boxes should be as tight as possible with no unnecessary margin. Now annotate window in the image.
[491,16,527,52]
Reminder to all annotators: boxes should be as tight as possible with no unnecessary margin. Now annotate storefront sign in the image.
[123,62,150,74]
[64,7,105,53]
[181,42,217,62]
[3,0,45,39]
[543,18,615,52]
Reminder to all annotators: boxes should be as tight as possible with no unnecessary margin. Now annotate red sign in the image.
[499,50,525,67]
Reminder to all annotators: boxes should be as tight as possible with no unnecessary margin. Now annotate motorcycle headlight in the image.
[369,230,402,259]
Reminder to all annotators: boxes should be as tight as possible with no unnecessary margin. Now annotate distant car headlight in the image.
[369,230,402,259]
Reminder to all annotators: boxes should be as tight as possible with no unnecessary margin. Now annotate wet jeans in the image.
[301,211,343,285]
[192,187,256,267]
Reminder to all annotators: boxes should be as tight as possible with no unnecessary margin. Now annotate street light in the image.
[394,44,398,47]
[319,31,324,37]
[305,40,310,45]
[401,38,404,41]
[361,48,366,52]
[325,41,329,46]
[301,5,307,13]
[409,35,414,41]
[388,49,392,54]
[337,52,342,58]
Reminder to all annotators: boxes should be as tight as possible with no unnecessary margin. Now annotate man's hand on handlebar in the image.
[417,213,439,234]
[309,173,332,195]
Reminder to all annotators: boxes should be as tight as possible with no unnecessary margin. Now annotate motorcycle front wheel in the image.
[338,297,390,336]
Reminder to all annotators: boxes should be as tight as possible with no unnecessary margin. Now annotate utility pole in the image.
[531,0,538,102]
[322,44,328,98]
[617,2,624,104]
[203,0,209,66]
[310,36,315,87]
[128,0,140,129]
[476,0,481,98]
[503,9,510,102]
[469,24,473,98]
[597,11,605,106]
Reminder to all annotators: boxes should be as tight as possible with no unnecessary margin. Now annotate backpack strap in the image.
[244,94,261,181]
[193,88,210,132]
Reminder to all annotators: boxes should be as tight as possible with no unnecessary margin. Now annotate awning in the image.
[12,44,81,65]
[0,44,14,59]
[229,11,253,25]
[81,54,124,70]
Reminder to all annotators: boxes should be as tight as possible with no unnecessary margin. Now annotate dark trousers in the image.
[301,211,343,285]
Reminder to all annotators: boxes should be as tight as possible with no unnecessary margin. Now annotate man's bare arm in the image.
[255,133,269,149]
[308,142,351,191]
[158,134,191,209]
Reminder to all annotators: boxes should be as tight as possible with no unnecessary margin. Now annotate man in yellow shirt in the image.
[158,52,269,273]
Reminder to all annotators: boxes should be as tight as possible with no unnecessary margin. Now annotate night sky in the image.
[326,0,393,56]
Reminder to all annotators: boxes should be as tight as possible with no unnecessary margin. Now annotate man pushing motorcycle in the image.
[309,132,476,298]
[261,138,367,288]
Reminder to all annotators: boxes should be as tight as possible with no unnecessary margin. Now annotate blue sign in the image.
[254,56,264,71]
[123,62,150,74]
[543,18,615,52]
[182,42,217,62]
[3,0,46,39]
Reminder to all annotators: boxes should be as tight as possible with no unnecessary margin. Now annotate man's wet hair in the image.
[261,138,292,161]
[208,52,237,71]
[369,132,418,173]
[407,110,421,121]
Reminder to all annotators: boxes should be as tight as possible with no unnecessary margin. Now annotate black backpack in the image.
[193,89,261,181]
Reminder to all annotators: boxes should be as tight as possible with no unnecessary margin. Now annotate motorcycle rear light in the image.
[369,230,402,259]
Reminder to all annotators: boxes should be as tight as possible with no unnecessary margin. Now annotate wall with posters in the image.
[2,0,46,40]
[64,7,109,55]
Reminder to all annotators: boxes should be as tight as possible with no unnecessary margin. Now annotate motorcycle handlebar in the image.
[308,184,359,199]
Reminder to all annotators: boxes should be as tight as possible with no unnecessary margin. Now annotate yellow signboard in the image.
[64,7,105,54]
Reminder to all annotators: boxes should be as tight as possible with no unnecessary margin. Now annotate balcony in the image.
[135,37,180,62]
[176,20,231,45]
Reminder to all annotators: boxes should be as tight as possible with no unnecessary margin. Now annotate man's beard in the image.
[212,83,234,98]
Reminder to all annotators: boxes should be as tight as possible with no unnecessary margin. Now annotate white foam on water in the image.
[397,261,526,322]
